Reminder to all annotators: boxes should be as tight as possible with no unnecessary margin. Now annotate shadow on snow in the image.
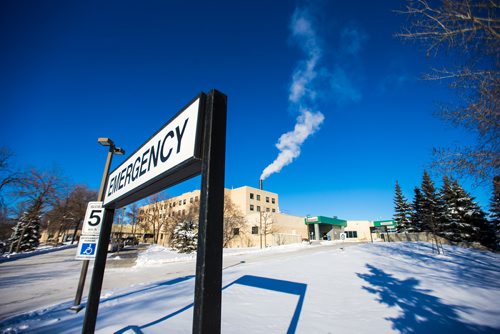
[357,264,498,334]
[114,275,307,334]
[369,242,500,290]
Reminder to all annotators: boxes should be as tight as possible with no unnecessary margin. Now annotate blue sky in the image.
[0,0,489,220]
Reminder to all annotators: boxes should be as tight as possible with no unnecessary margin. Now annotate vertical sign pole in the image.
[193,90,227,334]
[81,208,115,334]
[72,148,114,311]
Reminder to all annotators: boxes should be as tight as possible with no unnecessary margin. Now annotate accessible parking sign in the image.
[75,202,104,260]
[76,235,100,260]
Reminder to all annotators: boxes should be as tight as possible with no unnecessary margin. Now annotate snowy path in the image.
[0,242,352,322]
[1,242,499,333]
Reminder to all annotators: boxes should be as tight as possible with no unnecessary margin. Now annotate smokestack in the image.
[259,179,263,190]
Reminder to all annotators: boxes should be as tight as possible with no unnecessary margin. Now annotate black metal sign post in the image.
[193,90,227,334]
[80,90,226,333]
[81,208,115,333]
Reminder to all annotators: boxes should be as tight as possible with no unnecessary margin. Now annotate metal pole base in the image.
[69,305,85,312]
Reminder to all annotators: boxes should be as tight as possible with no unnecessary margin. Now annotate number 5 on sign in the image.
[82,202,105,236]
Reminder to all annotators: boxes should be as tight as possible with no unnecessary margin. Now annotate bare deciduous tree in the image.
[260,211,275,248]
[0,148,19,241]
[9,169,67,252]
[140,193,172,244]
[126,203,141,238]
[15,169,66,208]
[0,148,20,196]
[222,195,246,248]
[44,185,97,243]
[0,205,12,241]
[397,0,500,182]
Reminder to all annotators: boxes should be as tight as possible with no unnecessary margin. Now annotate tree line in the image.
[0,148,97,252]
[393,171,499,251]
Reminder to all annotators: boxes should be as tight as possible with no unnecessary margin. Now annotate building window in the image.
[272,209,276,213]
[250,204,254,211]
[233,228,240,236]
[160,233,164,240]
[252,226,259,234]
[173,202,176,207]
[272,198,275,204]
[183,199,186,205]
[250,193,254,199]
[257,194,261,201]
[257,206,261,212]
[190,197,193,203]
[266,197,269,203]
[266,208,270,212]
[346,231,358,238]
[179,200,182,205]
[195,196,199,202]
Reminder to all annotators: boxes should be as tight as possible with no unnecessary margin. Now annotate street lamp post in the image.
[70,138,124,312]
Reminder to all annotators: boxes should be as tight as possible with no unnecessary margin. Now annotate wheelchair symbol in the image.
[81,243,96,256]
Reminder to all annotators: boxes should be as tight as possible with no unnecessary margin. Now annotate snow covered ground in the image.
[1,242,499,333]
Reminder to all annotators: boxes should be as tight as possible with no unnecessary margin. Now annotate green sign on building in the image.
[304,216,347,227]
[373,220,396,227]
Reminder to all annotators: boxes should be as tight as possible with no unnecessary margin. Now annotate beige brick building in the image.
[228,186,279,215]
[138,185,307,248]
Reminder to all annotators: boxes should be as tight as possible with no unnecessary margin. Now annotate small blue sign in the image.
[80,243,96,256]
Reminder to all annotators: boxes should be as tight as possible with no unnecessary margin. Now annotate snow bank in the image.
[0,244,77,263]
[134,245,197,267]
[135,242,316,267]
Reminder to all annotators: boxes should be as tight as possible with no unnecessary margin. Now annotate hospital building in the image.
[139,184,395,248]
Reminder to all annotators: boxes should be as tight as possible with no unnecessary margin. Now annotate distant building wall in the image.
[345,220,372,242]
[227,186,279,216]
[226,212,307,248]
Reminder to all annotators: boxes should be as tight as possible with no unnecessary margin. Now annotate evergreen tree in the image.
[420,171,442,233]
[393,181,412,233]
[170,218,198,253]
[451,180,479,243]
[452,180,492,247]
[8,200,41,252]
[420,171,444,253]
[411,187,425,232]
[438,176,461,242]
[490,176,500,249]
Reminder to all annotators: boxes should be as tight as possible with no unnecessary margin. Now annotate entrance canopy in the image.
[304,216,347,227]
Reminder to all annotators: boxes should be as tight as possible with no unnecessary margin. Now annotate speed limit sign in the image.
[81,202,105,236]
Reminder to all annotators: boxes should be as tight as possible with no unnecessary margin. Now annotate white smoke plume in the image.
[260,7,325,181]
[260,108,324,180]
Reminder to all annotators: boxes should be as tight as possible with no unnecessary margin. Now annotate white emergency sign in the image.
[103,97,202,206]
